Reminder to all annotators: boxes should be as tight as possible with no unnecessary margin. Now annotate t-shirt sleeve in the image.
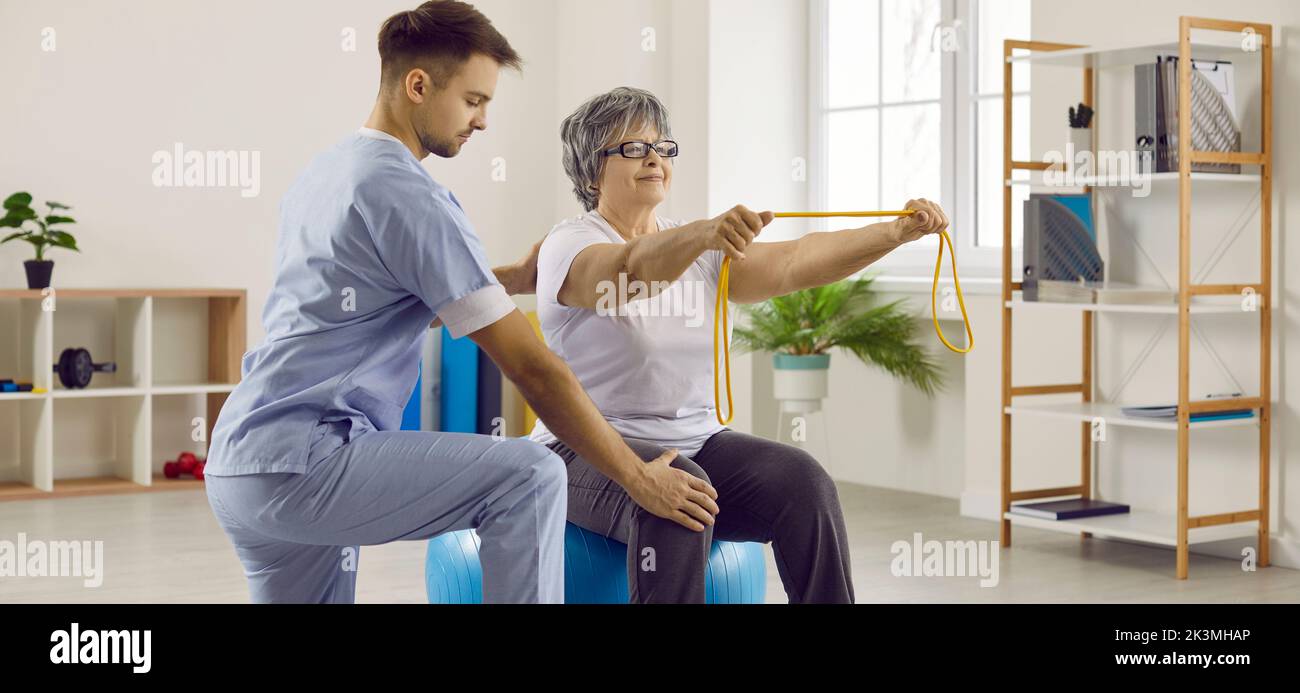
[700,248,725,287]
[362,177,515,339]
[536,222,614,306]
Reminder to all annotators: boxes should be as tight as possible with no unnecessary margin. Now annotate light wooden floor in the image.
[0,481,1294,603]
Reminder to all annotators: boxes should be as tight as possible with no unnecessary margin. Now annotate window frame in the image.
[963,0,1033,268]
[809,0,1029,278]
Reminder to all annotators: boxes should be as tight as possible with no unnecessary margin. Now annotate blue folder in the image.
[439,329,479,433]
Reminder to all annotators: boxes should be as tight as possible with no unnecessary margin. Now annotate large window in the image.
[814,0,1031,273]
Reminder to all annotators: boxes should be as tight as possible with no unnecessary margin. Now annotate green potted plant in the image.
[733,275,944,414]
[1,192,79,289]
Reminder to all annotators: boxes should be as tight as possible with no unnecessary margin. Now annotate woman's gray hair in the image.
[560,86,673,212]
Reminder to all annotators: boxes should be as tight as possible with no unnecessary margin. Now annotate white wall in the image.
[1,0,580,451]
[708,0,813,438]
[0,0,561,339]
[0,0,715,439]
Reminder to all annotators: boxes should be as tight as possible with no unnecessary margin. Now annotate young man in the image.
[204,0,719,604]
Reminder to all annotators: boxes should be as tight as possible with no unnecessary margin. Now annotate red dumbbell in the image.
[163,452,207,480]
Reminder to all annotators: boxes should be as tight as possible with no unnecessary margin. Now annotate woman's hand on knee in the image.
[626,449,720,532]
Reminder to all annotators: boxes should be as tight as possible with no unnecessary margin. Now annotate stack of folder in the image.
[1120,404,1254,423]
[1135,56,1242,174]
[1121,393,1255,423]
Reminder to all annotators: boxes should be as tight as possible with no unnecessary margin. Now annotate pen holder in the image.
[1067,127,1092,178]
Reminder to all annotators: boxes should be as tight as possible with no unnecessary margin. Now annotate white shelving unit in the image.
[999,18,1274,579]
[0,288,246,500]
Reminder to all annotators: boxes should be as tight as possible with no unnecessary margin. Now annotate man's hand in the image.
[469,309,719,532]
[890,198,949,245]
[501,238,544,295]
[623,450,720,531]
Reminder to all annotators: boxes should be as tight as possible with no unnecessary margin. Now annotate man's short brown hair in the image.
[378,1,522,89]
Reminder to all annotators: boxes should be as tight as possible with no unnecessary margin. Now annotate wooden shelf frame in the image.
[998,18,1273,579]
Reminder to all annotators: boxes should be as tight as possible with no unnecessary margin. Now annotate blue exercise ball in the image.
[425,523,767,604]
[424,527,483,604]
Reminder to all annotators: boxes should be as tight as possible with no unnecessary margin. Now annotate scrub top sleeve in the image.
[368,185,512,337]
[537,223,615,306]
[437,283,515,339]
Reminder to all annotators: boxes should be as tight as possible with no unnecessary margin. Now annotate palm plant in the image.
[732,275,944,396]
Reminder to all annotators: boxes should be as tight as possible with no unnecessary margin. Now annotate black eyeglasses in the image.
[601,140,679,159]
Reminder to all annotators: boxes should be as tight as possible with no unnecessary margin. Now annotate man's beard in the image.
[418,129,461,158]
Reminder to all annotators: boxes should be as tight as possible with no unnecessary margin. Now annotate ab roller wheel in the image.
[52,347,117,389]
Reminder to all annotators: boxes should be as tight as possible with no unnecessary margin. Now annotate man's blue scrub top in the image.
[206,128,516,476]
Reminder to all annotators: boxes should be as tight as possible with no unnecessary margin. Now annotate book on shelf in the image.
[1009,498,1130,521]
[1121,406,1254,422]
[1120,393,1255,421]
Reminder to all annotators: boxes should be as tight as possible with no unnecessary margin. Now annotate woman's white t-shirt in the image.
[527,210,730,458]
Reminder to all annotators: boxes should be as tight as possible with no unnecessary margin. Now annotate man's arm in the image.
[468,309,720,531]
[493,238,543,296]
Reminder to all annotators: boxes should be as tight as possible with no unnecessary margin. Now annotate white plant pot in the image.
[772,354,830,414]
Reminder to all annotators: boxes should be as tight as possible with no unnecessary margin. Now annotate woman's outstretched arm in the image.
[556,205,771,309]
[726,199,949,304]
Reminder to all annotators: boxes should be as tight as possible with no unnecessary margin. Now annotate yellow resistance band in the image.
[713,210,973,425]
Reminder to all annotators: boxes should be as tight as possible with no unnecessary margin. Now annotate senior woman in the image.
[528,86,948,603]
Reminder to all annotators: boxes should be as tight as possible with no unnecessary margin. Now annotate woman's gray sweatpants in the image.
[546,428,854,603]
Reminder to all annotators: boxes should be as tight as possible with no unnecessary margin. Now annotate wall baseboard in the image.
[960,490,1299,572]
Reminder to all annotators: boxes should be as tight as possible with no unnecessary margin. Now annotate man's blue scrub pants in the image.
[206,429,567,603]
